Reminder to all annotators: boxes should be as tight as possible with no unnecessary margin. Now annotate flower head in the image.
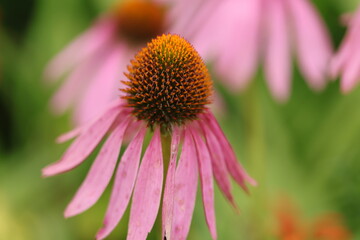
[44,0,209,125]
[122,34,212,131]
[192,0,333,102]
[43,34,256,240]
[330,5,360,93]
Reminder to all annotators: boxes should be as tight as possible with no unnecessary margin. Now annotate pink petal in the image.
[64,117,130,217]
[331,15,360,91]
[287,0,332,90]
[330,10,360,78]
[56,126,83,143]
[187,2,219,59]
[171,128,198,240]
[96,127,147,240]
[204,113,257,188]
[162,128,181,240]
[73,42,127,125]
[329,32,354,79]
[42,104,121,177]
[264,0,291,102]
[49,56,98,115]
[56,99,126,143]
[201,123,236,208]
[166,0,205,36]
[44,17,115,81]
[211,0,261,90]
[191,128,217,240]
[177,0,219,40]
[126,129,163,240]
[341,46,360,93]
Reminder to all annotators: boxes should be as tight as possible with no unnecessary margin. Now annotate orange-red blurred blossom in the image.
[313,214,352,240]
[275,199,351,240]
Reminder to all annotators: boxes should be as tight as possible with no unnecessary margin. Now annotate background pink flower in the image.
[44,0,210,125]
[192,0,333,102]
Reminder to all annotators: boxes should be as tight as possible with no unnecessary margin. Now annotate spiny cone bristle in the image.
[121,34,212,132]
[113,0,165,43]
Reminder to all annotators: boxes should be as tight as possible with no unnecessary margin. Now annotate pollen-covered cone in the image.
[44,0,212,125]
[43,34,256,240]
[192,0,332,102]
[330,5,360,93]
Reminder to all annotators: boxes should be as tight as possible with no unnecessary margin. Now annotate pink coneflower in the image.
[192,0,333,102]
[43,34,256,240]
[330,5,360,93]
[44,0,209,125]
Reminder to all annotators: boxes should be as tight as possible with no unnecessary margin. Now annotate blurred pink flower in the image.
[330,5,360,93]
[44,0,209,125]
[193,0,333,102]
[43,34,256,240]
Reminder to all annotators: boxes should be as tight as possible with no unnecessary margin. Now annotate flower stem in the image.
[151,132,172,239]
[240,81,267,239]
[161,133,172,174]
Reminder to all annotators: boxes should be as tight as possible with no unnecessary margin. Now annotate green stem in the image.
[161,133,172,175]
[240,82,267,240]
[149,132,172,239]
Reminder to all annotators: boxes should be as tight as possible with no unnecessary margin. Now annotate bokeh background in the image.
[1,0,360,239]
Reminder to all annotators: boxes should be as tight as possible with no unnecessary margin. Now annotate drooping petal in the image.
[166,0,205,36]
[49,56,98,115]
[336,14,360,92]
[96,127,147,240]
[162,128,181,240]
[287,0,332,90]
[56,98,127,144]
[177,0,219,41]
[201,122,236,208]
[329,9,360,78]
[64,117,130,217]
[329,27,357,78]
[330,8,360,89]
[56,99,127,144]
[187,1,220,59]
[210,0,261,90]
[264,0,291,102]
[205,113,257,188]
[44,17,115,81]
[73,42,129,125]
[171,128,198,240]
[127,129,163,240]
[340,46,360,93]
[191,127,217,240]
[56,126,84,144]
[42,103,122,177]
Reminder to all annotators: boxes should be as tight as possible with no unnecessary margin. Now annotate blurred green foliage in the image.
[1,0,360,239]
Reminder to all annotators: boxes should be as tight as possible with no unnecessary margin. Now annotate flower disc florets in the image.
[122,34,213,132]
[113,0,165,43]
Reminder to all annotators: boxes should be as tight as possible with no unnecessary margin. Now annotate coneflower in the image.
[43,34,256,240]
